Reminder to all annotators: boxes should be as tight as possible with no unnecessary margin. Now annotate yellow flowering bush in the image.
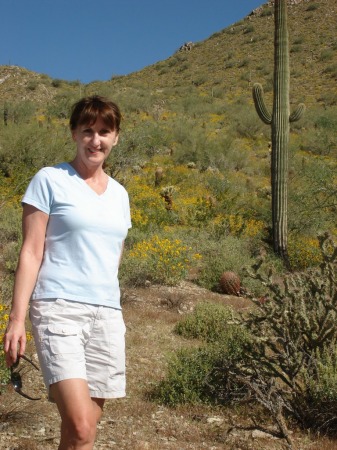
[131,208,149,229]
[242,219,266,238]
[288,235,322,270]
[210,214,266,240]
[0,303,9,337]
[127,175,169,228]
[121,235,202,286]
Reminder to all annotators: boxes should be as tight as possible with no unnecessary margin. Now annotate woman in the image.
[3,95,131,450]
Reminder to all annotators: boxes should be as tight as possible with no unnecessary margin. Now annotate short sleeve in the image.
[22,168,53,214]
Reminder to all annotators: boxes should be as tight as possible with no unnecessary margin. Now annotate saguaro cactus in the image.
[253,0,305,262]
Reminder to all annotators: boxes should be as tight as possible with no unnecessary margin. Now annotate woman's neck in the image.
[69,158,106,182]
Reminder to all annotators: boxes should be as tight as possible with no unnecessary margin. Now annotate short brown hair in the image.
[69,95,121,132]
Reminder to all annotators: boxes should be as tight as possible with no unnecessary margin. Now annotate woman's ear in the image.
[113,134,119,146]
[71,130,77,142]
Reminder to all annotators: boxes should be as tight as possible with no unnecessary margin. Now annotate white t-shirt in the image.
[22,162,131,309]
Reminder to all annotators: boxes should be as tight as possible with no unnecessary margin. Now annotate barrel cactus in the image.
[219,271,241,296]
[252,0,305,263]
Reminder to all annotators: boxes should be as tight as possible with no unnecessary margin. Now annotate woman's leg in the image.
[50,378,105,450]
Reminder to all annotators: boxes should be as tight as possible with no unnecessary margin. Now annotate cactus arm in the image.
[289,103,305,122]
[253,83,272,124]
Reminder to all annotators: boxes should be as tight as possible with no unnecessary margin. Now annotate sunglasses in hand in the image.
[10,355,41,401]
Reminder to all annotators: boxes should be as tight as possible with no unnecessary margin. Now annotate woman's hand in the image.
[3,318,26,367]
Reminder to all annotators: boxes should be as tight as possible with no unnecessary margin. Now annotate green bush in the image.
[244,25,255,34]
[288,154,337,235]
[260,7,273,17]
[26,80,39,91]
[152,302,250,406]
[174,302,236,342]
[51,78,63,88]
[305,347,337,404]
[152,344,246,406]
[320,50,334,61]
[323,63,337,79]
[306,3,319,11]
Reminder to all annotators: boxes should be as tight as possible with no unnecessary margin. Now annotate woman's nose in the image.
[91,133,100,146]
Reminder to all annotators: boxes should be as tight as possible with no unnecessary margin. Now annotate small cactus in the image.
[155,166,164,187]
[160,185,177,211]
[219,271,241,296]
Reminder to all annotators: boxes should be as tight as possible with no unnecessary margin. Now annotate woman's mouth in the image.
[88,148,101,154]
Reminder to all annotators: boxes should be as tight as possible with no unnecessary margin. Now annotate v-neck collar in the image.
[65,162,110,197]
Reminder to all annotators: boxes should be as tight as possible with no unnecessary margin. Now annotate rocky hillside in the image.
[0,0,336,109]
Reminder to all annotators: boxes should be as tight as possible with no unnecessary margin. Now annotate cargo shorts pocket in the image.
[46,324,81,356]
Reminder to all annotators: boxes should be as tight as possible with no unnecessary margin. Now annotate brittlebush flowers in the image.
[127,235,202,286]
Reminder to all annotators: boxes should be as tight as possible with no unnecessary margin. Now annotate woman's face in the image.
[72,117,119,167]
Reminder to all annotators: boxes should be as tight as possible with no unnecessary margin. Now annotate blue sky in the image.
[1,0,264,84]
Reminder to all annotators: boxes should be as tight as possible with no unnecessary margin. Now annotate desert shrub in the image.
[120,234,202,287]
[323,63,337,79]
[46,92,78,118]
[152,302,250,406]
[26,80,39,91]
[51,78,63,88]
[2,241,21,274]
[174,302,236,342]
[126,175,171,229]
[288,234,322,270]
[233,106,266,139]
[0,122,73,177]
[0,203,21,242]
[320,50,334,62]
[209,213,267,243]
[290,44,302,53]
[297,107,337,156]
[293,37,304,45]
[260,7,273,17]
[152,343,247,406]
[243,25,255,34]
[306,3,319,11]
[305,347,337,404]
[0,204,21,300]
[288,147,337,236]
[0,274,14,306]
[238,58,249,68]
[2,101,36,125]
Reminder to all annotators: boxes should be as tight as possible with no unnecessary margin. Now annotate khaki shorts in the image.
[30,298,126,401]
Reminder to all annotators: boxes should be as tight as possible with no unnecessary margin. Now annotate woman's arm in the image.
[118,241,125,267]
[3,204,49,366]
